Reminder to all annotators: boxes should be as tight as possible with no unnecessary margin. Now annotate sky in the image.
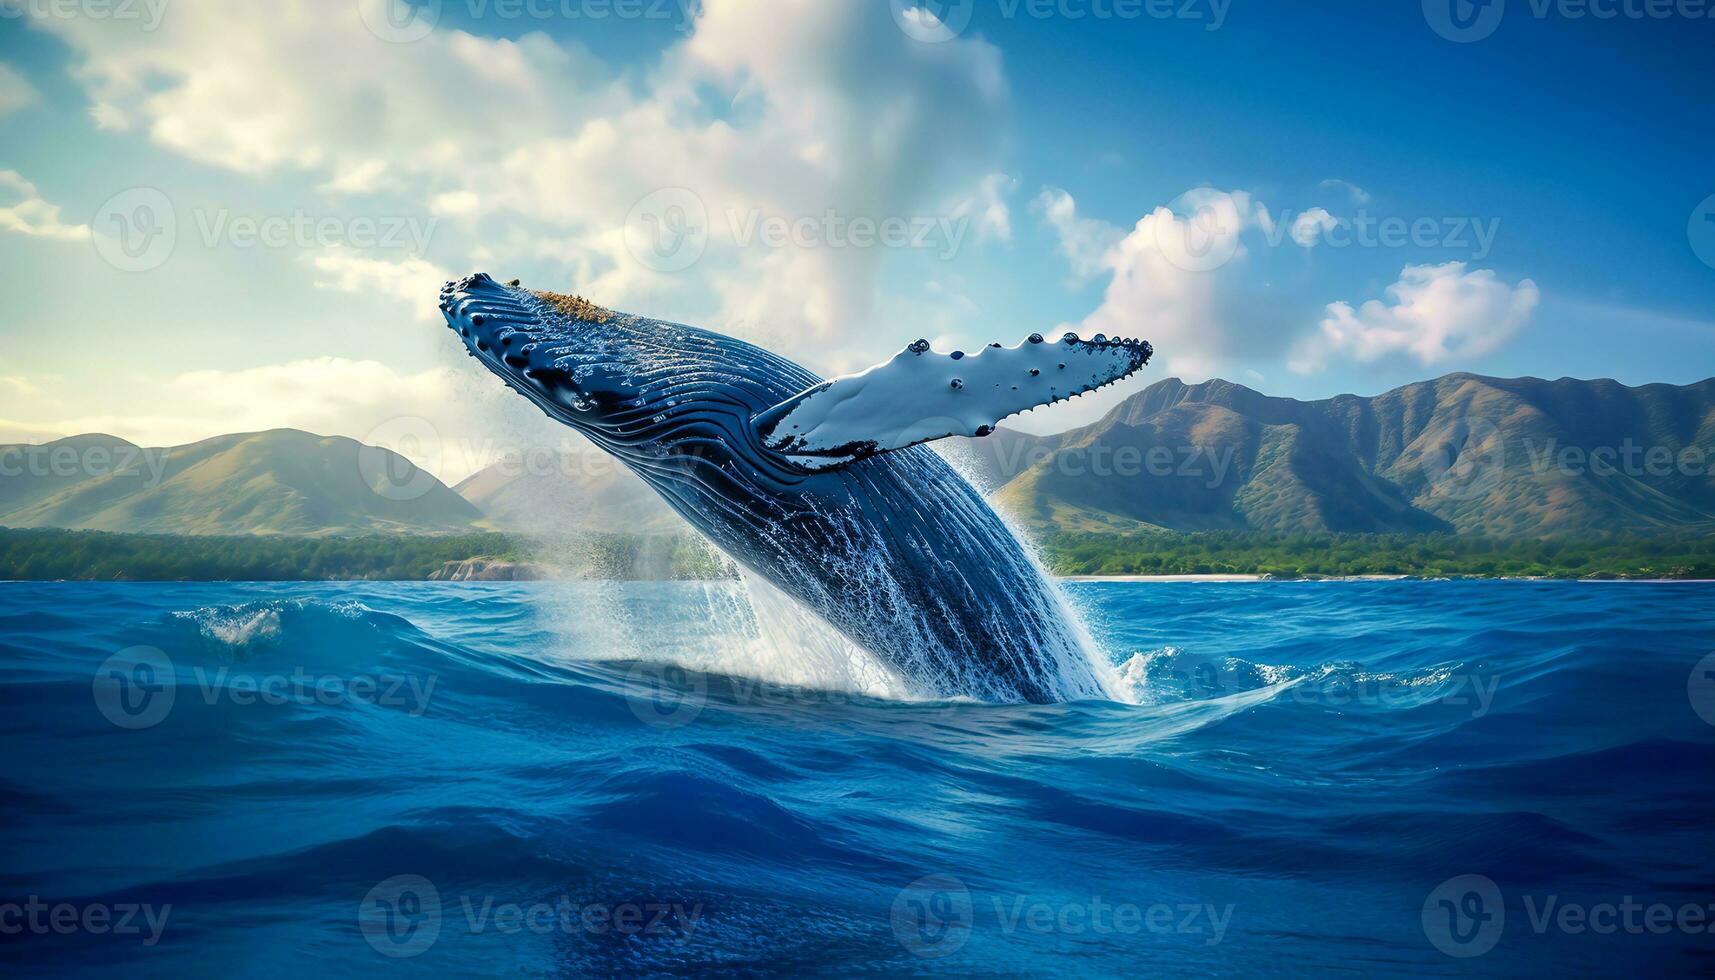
[1,0,1712,482]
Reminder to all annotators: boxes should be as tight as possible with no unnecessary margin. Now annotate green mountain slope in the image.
[453,449,684,535]
[0,430,482,535]
[994,374,1715,537]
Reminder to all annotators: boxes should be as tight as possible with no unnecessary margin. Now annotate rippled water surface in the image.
[3,580,1713,976]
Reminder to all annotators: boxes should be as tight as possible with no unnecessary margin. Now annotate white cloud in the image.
[1289,262,1540,373]
[0,62,39,116]
[1319,178,1371,204]
[318,160,390,195]
[1037,188,1125,281]
[308,248,454,323]
[30,0,608,176]
[0,170,89,242]
[1289,206,1338,247]
[430,190,481,218]
[950,173,1017,244]
[31,0,1013,357]
[88,102,126,131]
[1037,186,1271,382]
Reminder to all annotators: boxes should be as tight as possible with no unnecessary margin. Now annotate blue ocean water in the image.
[2,579,1713,976]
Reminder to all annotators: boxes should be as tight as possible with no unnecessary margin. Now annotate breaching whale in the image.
[439,273,1152,703]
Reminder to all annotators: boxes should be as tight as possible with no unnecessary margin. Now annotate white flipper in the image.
[755,332,1153,471]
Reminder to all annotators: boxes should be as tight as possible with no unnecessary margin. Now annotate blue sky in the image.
[0,0,1711,480]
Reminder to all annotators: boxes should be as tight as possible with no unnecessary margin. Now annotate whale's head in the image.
[439,272,817,453]
[439,273,631,427]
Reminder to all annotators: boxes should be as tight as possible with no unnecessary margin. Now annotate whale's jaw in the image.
[438,272,619,427]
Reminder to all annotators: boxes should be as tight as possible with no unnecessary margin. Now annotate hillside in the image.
[995,374,1715,537]
[0,430,482,536]
[454,449,683,534]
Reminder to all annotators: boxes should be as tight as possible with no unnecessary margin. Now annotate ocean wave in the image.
[4,580,1714,975]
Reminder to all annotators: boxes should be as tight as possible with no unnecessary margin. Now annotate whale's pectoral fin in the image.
[753,332,1153,471]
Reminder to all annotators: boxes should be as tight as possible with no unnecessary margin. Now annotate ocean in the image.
[2,579,1712,976]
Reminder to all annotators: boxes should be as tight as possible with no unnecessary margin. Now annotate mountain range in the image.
[0,430,481,536]
[984,373,1715,537]
[4,373,1711,538]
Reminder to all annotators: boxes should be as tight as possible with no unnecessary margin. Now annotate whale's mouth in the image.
[439,272,611,417]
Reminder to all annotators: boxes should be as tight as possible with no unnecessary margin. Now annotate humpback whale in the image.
[440,273,1152,703]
